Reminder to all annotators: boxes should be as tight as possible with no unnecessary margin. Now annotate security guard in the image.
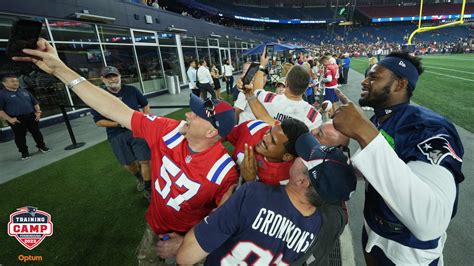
[0,74,49,160]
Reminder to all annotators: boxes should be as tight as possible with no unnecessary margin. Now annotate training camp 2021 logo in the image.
[7,206,53,250]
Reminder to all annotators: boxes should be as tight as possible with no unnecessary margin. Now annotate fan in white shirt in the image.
[242,53,322,130]
[196,60,216,100]
[186,59,199,97]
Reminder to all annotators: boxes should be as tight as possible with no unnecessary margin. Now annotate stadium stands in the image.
[260,25,471,44]
[179,0,334,20]
[358,3,474,18]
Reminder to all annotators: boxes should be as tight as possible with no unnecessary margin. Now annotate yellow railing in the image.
[407,0,467,44]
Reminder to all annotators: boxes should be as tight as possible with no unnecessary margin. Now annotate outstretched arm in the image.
[13,39,134,129]
[246,92,276,125]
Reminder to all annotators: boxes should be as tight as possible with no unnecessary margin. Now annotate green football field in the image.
[350,54,474,132]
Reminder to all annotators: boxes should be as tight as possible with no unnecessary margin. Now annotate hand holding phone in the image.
[265,45,274,67]
[6,19,43,58]
[242,62,260,85]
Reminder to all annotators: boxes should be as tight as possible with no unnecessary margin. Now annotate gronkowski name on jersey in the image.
[195,183,322,265]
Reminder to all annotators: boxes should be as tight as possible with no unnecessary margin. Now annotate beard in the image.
[359,83,391,108]
[107,81,121,92]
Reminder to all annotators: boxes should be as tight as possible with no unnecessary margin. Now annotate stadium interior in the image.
[0,0,473,265]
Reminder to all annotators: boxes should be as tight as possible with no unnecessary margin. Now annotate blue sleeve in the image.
[0,94,5,110]
[91,109,106,123]
[194,183,249,253]
[135,87,148,107]
[26,90,38,106]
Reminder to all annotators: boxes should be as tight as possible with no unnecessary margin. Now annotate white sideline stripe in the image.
[424,65,474,74]
[425,70,474,82]
[340,226,356,266]
[425,57,474,61]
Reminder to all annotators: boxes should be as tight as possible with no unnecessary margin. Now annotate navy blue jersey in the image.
[91,85,148,139]
[371,104,463,183]
[364,103,464,249]
[0,88,37,116]
[195,182,322,265]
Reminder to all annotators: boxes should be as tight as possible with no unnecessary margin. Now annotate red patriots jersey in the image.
[131,112,238,234]
[324,64,339,88]
[227,120,293,186]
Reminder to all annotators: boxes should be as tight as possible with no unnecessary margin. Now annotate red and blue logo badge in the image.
[7,206,53,250]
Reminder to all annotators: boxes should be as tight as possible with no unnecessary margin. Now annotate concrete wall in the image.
[0,0,264,41]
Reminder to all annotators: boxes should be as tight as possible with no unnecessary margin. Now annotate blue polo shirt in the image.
[343,57,351,69]
[91,85,148,139]
[0,88,38,116]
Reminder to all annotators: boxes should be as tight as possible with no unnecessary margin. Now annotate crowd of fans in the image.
[1,23,466,265]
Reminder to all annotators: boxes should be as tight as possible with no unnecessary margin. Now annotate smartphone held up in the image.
[6,19,43,58]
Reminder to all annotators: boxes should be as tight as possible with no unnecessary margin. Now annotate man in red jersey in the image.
[226,118,308,185]
[133,94,239,264]
[227,117,349,186]
[320,55,340,115]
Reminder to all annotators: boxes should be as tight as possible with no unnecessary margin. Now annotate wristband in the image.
[66,76,87,89]
[246,95,257,101]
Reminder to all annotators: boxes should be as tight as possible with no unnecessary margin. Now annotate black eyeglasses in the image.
[204,98,218,129]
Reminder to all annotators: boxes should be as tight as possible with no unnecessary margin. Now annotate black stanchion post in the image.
[60,104,86,150]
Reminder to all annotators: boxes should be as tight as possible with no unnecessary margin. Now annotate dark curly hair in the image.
[281,118,309,157]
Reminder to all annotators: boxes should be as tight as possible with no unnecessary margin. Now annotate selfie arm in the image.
[57,69,134,129]
[251,47,269,91]
[246,93,276,125]
[15,39,134,129]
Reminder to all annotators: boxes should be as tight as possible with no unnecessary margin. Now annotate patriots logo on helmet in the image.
[417,134,462,165]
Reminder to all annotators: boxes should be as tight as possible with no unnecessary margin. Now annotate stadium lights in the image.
[168,25,187,33]
[72,12,116,23]
[210,33,222,38]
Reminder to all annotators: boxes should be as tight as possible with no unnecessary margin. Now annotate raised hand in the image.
[260,47,269,67]
[332,89,378,148]
[12,38,66,75]
[241,143,258,182]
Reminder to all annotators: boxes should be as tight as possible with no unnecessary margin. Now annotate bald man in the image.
[311,122,349,146]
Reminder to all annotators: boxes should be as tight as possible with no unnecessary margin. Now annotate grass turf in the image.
[350,54,474,132]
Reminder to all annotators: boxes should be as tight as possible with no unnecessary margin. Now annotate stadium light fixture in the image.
[168,25,187,33]
[72,12,116,23]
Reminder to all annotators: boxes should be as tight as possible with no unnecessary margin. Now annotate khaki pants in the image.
[136,225,173,266]
[136,225,203,266]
